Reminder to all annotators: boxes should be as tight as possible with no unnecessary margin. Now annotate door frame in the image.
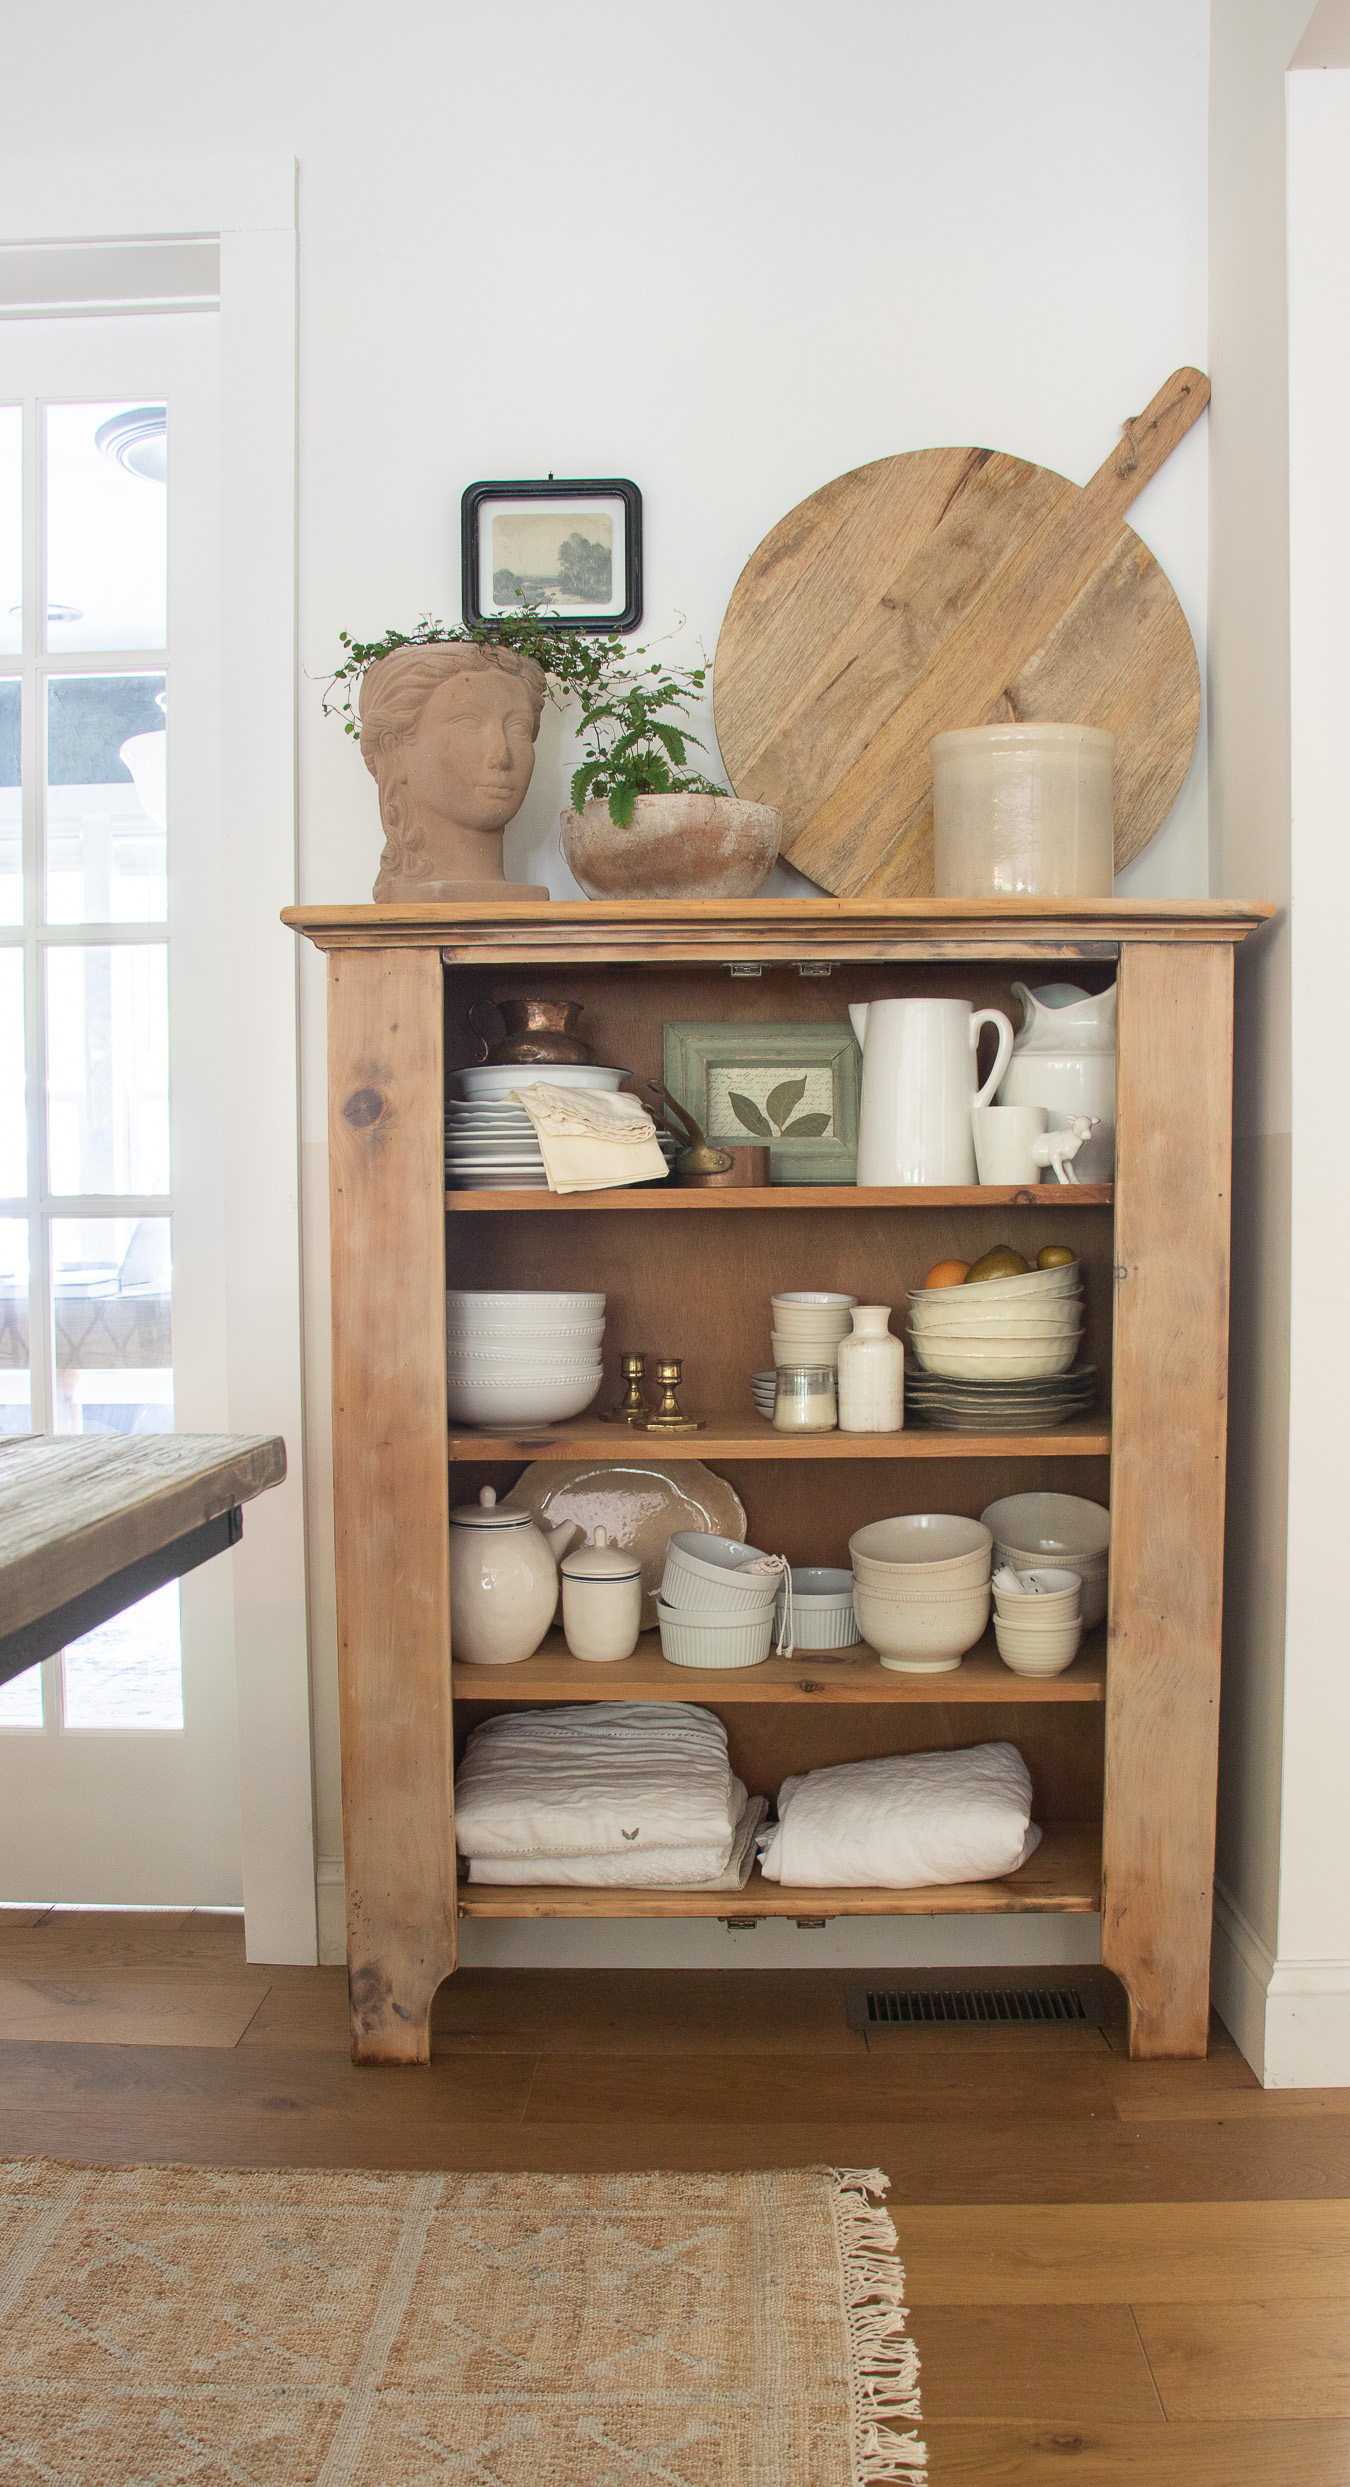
[0,155,316,1962]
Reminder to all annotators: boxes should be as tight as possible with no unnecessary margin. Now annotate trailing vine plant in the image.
[324,604,728,828]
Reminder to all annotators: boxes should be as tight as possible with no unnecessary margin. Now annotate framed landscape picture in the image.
[461,477,642,632]
[662,1023,861,1185]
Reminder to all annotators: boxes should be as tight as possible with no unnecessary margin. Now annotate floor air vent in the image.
[846,1983,1106,2033]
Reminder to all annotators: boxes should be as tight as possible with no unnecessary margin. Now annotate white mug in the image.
[849,998,1014,1186]
[972,1105,1096,1186]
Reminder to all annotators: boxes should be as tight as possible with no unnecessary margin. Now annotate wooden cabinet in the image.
[285,897,1272,2066]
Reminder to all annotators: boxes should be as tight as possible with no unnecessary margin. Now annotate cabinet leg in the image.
[347,1942,455,2067]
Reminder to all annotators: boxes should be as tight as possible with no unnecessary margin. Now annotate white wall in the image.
[8,0,1214,1967]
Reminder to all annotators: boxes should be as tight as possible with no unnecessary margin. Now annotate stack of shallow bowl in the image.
[656,1530,781,1669]
[992,1565,1083,1677]
[981,1491,1110,1627]
[750,1372,777,1420]
[770,1292,858,1372]
[905,1261,1092,1430]
[446,1289,606,1427]
[445,1062,678,1191]
[848,1514,992,1674]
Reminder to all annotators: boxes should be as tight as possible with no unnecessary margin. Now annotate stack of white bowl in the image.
[750,1371,777,1420]
[446,1289,606,1427]
[771,1292,858,1372]
[849,1514,992,1674]
[980,1491,1110,1627]
[906,1261,1083,1382]
[656,1530,782,1669]
[992,1566,1083,1677]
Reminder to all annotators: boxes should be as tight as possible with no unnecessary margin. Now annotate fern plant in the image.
[321,605,619,738]
[568,656,726,828]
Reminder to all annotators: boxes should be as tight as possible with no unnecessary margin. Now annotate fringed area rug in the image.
[0,2159,924,2485]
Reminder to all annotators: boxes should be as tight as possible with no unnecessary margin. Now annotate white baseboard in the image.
[1213,1881,1350,2086]
[315,1857,347,1967]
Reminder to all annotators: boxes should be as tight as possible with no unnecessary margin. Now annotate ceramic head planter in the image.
[359,642,550,902]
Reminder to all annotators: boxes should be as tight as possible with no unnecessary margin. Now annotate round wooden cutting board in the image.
[712,368,1207,900]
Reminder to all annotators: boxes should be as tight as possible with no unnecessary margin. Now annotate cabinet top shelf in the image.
[446,1182,1114,1212]
[286,894,1275,958]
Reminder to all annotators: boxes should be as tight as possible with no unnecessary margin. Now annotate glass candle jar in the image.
[773,1364,838,1432]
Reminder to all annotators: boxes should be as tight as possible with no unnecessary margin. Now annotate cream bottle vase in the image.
[836,1306,905,1433]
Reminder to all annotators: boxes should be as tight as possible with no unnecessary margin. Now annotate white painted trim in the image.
[3,157,315,1961]
[1213,1879,1350,2086]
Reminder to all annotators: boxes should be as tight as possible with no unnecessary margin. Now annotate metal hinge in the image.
[727,963,763,978]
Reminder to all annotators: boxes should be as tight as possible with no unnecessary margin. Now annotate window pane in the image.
[0,1219,29,1437]
[51,1216,171,1435]
[0,407,19,658]
[46,945,168,1195]
[62,1580,182,1730]
[46,675,166,924]
[0,949,23,1195]
[0,1665,42,1730]
[45,402,166,655]
[0,680,18,926]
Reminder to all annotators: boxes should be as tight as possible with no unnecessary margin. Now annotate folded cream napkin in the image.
[510,1083,669,1194]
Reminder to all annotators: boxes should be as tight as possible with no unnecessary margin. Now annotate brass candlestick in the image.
[639,1358,704,1433]
[602,1352,650,1423]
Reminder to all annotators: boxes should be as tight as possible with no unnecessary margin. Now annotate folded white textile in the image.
[466,1789,767,1888]
[756,1741,1042,1889]
[454,1702,738,1862]
[510,1083,668,1194]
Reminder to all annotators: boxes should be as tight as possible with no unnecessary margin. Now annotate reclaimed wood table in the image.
[0,1433,287,1684]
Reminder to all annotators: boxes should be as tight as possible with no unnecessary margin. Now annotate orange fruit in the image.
[924,1258,970,1290]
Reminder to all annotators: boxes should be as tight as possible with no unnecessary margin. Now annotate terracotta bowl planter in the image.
[560,793,782,900]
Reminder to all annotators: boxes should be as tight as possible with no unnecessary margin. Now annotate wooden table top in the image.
[0,1433,287,1639]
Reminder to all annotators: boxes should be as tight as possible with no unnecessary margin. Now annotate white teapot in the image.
[995,982,1116,1183]
[448,1486,580,1666]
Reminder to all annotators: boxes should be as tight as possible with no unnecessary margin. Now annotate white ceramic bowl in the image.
[447,1290,606,1325]
[853,1581,991,1672]
[907,1300,1082,1335]
[776,1567,862,1649]
[849,1513,992,1574]
[772,1337,842,1370]
[851,1569,994,1604]
[916,1260,1081,1300]
[993,1570,1081,1621]
[994,1613,1083,1675]
[447,1323,607,1348]
[662,1534,781,1613]
[656,1603,774,1670]
[909,1337,1082,1381]
[445,1370,604,1426]
[772,1292,857,1310]
[446,1345,603,1370]
[983,1493,1110,1628]
[447,1064,631,1100]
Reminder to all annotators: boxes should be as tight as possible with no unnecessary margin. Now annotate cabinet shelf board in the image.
[445,1184,1113,1213]
[447,1413,1112,1461]
[453,1630,1106,1705]
[457,1821,1101,1919]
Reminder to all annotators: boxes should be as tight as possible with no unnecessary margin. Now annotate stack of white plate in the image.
[750,1371,777,1419]
[445,1062,677,1190]
[446,1289,606,1427]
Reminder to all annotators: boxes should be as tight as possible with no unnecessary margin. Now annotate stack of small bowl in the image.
[992,1566,1083,1677]
[656,1530,781,1669]
[750,1372,777,1420]
[905,1260,1090,1430]
[771,1292,858,1371]
[848,1514,992,1674]
[980,1491,1110,1627]
[445,1289,606,1428]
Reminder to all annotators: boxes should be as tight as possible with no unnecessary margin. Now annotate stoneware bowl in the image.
[853,1581,991,1672]
[994,1612,1084,1676]
[445,1370,604,1427]
[908,1336,1082,1382]
[849,1513,992,1577]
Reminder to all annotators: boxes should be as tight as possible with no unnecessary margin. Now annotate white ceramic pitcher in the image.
[848,998,1014,1186]
[995,981,1117,1183]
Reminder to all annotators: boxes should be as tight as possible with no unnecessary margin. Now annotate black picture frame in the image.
[460,476,643,633]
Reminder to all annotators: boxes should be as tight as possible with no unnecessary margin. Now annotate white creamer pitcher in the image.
[848,998,1014,1186]
[995,982,1117,1183]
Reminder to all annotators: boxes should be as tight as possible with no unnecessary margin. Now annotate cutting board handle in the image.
[1085,367,1210,523]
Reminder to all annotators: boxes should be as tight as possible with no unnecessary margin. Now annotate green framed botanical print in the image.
[662,1023,861,1184]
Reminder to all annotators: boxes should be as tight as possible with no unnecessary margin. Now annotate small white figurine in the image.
[1032,1116,1098,1185]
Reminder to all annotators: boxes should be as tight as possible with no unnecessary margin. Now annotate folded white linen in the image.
[466,1789,767,1888]
[510,1083,668,1194]
[454,1701,738,1862]
[757,1740,1042,1889]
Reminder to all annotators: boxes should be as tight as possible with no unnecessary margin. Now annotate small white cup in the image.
[971,1104,1049,1185]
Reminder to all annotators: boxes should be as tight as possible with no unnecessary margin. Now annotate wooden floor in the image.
[0,1910,1347,2483]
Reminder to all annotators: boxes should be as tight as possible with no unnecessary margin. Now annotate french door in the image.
[0,312,244,1901]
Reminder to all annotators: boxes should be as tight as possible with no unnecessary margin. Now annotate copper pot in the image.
[467,998,593,1066]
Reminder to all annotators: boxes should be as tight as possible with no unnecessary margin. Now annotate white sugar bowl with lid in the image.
[561,1528,643,1664]
[448,1486,580,1666]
